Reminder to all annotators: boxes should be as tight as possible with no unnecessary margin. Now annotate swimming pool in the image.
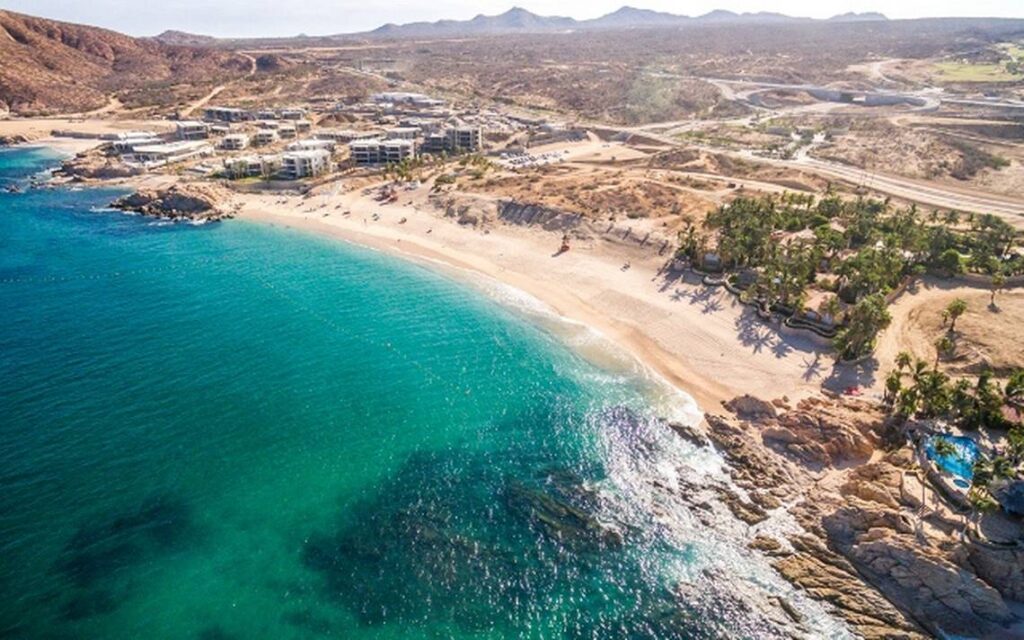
[924,434,980,481]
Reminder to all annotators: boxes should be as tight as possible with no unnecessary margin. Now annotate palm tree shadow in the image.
[735,310,774,354]
[823,358,880,394]
[771,339,794,359]
[702,298,724,315]
[802,354,826,382]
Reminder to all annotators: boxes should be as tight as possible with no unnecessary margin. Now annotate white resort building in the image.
[280,149,331,179]
[203,106,249,122]
[446,126,482,152]
[220,134,250,150]
[223,155,281,180]
[126,141,214,168]
[111,132,163,153]
[253,130,279,146]
[287,139,336,153]
[420,126,484,154]
[348,139,416,166]
[385,126,419,140]
[315,129,383,143]
[175,121,211,140]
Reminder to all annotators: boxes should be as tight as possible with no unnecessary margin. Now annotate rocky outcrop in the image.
[432,194,497,229]
[817,462,1016,639]
[967,544,1024,602]
[111,183,231,221]
[773,534,927,639]
[763,396,887,468]
[497,199,584,232]
[503,478,624,551]
[696,396,1023,639]
[57,150,143,180]
[0,133,31,146]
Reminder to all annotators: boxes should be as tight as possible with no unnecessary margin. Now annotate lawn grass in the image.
[934,61,1020,83]
[998,43,1024,60]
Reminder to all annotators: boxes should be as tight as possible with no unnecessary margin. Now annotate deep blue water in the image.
[0,146,847,639]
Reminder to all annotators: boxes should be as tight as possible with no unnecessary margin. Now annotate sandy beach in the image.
[0,116,172,141]
[231,184,835,413]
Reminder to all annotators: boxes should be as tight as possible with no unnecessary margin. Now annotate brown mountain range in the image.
[0,10,247,115]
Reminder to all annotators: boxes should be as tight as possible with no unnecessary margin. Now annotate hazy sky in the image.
[1,0,1021,38]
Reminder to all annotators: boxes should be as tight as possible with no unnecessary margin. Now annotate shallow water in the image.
[0,147,848,639]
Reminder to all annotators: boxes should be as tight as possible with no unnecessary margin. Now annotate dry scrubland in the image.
[889,287,1024,376]
[0,10,248,115]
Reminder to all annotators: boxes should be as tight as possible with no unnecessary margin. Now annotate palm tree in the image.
[896,387,920,418]
[974,371,1005,429]
[895,351,913,372]
[1007,426,1024,466]
[1005,370,1024,411]
[935,335,954,366]
[992,455,1015,480]
[990,273,1006,308]
[943,298,968,332]
[884,370,903,405]
[933,437,958,457]
[966,462,1000,534]
[833,293,892,361]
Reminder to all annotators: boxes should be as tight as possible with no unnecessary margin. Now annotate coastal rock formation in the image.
[112,183,231,221]
[696,396,1023,639]
[503,479,625,551]
[814,458,1016,638]
[0,133,31,146]
[57,150,143,181]
[772,535,927,639]
[967,544,1024,602]
[763,396,887,467]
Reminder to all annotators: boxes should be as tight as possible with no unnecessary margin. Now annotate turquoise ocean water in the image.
[0,147,847,639]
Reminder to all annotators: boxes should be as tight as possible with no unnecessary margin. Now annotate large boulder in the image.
[723,394,777,420]
[112,183,230,221]
[59,151,143,179]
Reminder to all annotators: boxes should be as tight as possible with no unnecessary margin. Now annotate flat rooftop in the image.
[133,140,211,154]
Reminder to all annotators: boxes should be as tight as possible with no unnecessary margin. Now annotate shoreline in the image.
[239,207,735,412]
[231,187,831,415]
[240,208,712,421]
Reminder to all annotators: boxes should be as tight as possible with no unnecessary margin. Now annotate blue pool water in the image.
[924,434,980,481]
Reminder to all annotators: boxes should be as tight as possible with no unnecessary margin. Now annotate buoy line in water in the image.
[0,257,222,286]
[250,270,476,399]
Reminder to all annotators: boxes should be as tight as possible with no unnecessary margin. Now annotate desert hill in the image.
[151,29,219,47]
[0,10,247,115]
